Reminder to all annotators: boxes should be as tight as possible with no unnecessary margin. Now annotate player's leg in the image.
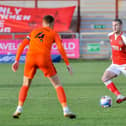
[13,76,32,118]
[38,57,76,119]
[101,65,126,103]
[101,70,120,96]
[48,74,76,119]
[13,57,37,118]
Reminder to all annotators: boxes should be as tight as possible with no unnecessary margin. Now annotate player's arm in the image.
[54,33,72,75]
[121,33,126,45]
[12,37,30,72]
[108,32,113,60]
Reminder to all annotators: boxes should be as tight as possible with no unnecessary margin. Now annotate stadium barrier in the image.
[80,32,111,59]
[0,32,80,63]
[0,32,112,61]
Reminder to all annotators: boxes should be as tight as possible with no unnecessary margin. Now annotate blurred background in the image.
[0,0,126,61]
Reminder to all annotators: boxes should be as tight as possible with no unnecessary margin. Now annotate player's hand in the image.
[12,61,19,72]
[67,65,73,75]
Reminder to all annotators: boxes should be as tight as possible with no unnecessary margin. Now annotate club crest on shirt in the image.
[118,40,123,45]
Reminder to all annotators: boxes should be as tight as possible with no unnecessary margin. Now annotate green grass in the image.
[0,60,126,126]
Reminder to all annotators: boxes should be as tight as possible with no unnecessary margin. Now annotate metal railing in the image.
[0,32,112,59]
[0,32,79,39]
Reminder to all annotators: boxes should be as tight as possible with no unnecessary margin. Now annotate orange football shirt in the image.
[15,27,69,65]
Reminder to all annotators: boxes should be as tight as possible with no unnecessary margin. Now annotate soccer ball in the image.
[100,96,112,108]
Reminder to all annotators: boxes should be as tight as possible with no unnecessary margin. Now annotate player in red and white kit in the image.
[101,19,126,103]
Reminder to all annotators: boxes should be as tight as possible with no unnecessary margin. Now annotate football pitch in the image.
[0,60,126,126]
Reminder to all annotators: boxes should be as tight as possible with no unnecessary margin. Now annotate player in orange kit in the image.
[12,15,76,119]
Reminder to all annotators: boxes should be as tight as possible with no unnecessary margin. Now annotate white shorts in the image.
[106,64,126,76]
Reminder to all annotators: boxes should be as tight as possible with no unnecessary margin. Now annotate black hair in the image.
[113,19,123,25]
[43,15,54,24]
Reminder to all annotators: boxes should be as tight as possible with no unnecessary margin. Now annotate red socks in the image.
[106,81,120,96]
[18,85,29,106]
[56,86,67,107]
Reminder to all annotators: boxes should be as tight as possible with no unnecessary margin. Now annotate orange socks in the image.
[18,85,29,106]
[56,86,67,108]
[18,85,67,108]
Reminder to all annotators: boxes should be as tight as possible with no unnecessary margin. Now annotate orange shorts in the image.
[24,54,57,79]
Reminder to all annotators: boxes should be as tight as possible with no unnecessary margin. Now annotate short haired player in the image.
[12,15,76,119]
[101,19,126,103]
